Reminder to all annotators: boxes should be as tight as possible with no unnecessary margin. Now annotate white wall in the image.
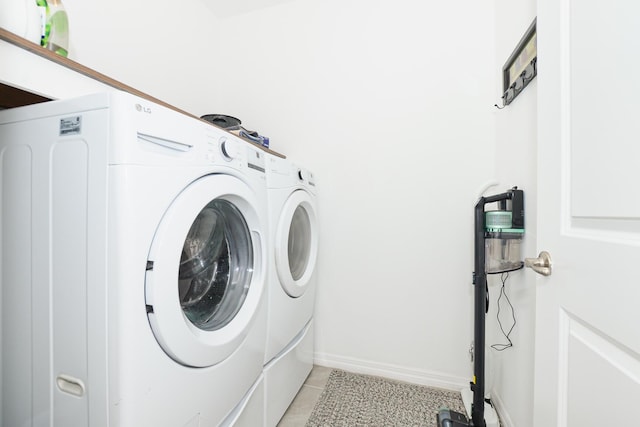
[62,0,221,114]
[488,2,537,426]
[210,0,497,387]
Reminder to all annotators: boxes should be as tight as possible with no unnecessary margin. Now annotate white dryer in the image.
[0,92,268,426]
[263,155,319,427]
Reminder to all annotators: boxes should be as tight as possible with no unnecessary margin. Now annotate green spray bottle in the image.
[36,0,69,57]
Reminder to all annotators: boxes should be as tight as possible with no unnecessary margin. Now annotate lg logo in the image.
[135,103,152,114]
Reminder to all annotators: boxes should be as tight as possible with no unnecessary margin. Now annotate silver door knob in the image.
[524,251,552,276]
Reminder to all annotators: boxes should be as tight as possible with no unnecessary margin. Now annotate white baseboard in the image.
[489,391,514,427]
[313,352,468,391]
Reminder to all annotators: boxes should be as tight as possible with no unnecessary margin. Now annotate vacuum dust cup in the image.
[484,211,524,274]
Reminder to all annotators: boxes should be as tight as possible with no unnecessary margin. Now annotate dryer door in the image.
[145,174,265,368]
[275,189,318,297]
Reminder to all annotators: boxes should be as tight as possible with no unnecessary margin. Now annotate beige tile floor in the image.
[276,365,332,427]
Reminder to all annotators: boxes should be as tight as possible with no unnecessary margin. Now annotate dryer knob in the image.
[220,138,239,161]
[297,169,304,181]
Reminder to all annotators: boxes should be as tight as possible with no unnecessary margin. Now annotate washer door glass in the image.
[179,199,253,331]
[275,189,318,298]
[288,205,311,281]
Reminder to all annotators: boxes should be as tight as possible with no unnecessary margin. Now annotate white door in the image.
[534,1,640,425]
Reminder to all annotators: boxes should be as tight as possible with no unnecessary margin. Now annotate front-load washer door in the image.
[275,189,318,298]
[145,174,265,368]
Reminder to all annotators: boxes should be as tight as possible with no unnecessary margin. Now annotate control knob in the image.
[220,137,238,161]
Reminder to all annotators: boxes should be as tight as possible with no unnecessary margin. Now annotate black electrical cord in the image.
[491,272,516,351]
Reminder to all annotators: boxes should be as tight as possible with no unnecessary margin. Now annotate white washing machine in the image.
[263,155,319,427]
[0,92,268,426]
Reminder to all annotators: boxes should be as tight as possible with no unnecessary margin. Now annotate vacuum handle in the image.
[525,251,552,276]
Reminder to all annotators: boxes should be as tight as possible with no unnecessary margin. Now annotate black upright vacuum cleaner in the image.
[436,187,524,427]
